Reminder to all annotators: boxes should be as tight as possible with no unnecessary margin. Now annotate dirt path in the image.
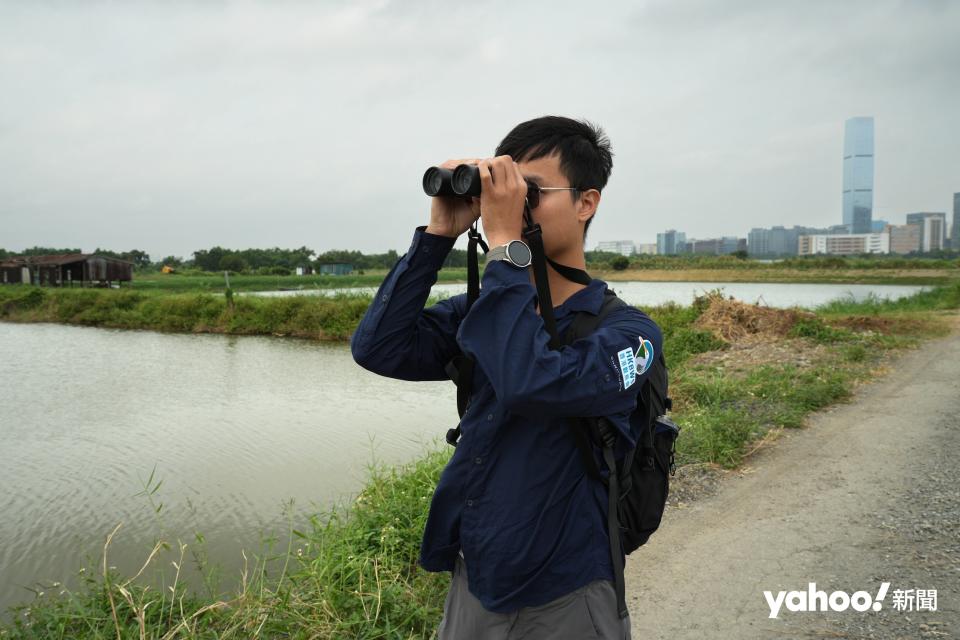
[626,331,960,639]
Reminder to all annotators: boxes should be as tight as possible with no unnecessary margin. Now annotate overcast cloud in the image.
[1,0,958,259]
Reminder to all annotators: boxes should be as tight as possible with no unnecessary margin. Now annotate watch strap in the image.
[487,244,508,262]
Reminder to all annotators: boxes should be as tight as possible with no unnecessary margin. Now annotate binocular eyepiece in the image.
[423,164,540,206]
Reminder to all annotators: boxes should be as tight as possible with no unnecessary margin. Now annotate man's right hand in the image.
[425,158,482,238]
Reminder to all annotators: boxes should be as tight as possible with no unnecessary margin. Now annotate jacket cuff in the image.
[481,259,533,289]
[410,225,457,270]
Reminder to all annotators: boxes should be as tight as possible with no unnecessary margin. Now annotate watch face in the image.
[507,241,532,267]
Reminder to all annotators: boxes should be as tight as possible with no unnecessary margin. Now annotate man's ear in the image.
[577,189,600,225]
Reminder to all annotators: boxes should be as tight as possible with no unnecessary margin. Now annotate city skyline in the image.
[601,115,957,255]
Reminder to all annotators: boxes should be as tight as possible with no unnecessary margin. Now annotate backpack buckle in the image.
[595,418,618,449]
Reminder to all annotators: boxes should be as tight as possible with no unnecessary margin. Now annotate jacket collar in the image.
[553,278,608,318]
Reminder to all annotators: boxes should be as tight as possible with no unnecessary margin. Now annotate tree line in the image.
[0,245,473,273]
[3,245,956,275]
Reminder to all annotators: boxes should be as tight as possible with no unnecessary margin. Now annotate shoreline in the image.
[1,278,952,341]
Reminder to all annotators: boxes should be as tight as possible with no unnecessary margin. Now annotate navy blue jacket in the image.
[351,226,664,613]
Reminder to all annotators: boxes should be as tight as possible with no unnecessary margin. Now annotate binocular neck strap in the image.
[546,256,591,286]
[466,223,489,312]
[522,220,561,350]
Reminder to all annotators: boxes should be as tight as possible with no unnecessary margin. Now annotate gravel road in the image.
[626,329,959,639]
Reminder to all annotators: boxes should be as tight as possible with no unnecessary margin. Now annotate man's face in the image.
[516,152,596,257]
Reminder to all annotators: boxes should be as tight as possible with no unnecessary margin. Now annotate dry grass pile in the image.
[690,335,829,374]
[694,293,812,342]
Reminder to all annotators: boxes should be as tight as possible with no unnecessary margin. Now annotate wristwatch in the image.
[487,240,532,269]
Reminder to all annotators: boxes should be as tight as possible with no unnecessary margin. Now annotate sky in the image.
[1,0,958,259]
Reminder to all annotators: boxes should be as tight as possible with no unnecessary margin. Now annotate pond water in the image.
[250,281,929,309]
[0,322,456,616]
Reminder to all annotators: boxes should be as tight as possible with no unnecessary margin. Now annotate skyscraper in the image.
[656,230,686,255]
[842,117,875,234]
[906,212,947,252]
[953,192,959,249]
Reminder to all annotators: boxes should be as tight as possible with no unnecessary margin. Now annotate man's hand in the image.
[478,155,527,248]
[426,158,482,238]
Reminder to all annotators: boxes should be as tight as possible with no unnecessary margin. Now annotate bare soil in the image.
[626,326,960,639]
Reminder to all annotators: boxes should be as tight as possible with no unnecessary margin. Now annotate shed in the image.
[0,254,134,286]
[317,262,353,276]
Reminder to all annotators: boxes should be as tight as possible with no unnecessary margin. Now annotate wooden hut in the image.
[0,254,134,287]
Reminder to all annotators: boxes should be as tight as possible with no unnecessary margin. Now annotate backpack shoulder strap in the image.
[562,289,627,346]
[563,289,630,482]
[564,288,633,619]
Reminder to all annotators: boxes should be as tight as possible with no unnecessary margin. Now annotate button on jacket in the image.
[351,226,664,614]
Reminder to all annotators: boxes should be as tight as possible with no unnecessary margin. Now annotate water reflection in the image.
[250,281,929,309]
[0,323,456,615]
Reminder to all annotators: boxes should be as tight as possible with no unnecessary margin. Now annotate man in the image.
[351,116,663,639]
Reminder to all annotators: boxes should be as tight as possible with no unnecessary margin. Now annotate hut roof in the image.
[1,253,134,266]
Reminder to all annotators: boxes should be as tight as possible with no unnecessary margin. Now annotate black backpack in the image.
[562,289,679,618]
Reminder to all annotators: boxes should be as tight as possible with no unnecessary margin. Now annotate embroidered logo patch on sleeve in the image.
[617,336,656,390]
[636,338,655,376]
[617,347,638,389]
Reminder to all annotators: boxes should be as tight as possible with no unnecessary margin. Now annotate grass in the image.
[1,452,455,640]
[130,271,468,293]
[2,282,959,639]
[0,287,373,340]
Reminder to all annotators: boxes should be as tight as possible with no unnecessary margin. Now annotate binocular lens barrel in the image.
[422,167,455,197]
[451,164,482,197]
[422,164,483,198]
[422,163,540,207]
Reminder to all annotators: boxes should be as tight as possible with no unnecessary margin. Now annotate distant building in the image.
[317,262,353,275]
[636,243,657,255]
[596,240,636,256]
[952,193,960,249]
[885,224,921,255]
[748,226,824,256]
[656,230,686,256]
[842,117,875,234]
[905,212,947,252]
[871,219,889,233]
[798,233,889,256]
[0,253,133,286]
[684,236,743,255]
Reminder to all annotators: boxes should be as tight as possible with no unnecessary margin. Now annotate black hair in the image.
[495,116,613,243]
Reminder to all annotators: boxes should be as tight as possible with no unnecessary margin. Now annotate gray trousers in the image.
[437,555,632,640]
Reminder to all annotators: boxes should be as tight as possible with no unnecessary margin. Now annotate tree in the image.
[125,249,152,269]
[92,248,152,269]
[218,254,247,273]
[19,246,81,256]
[443,248,468,269]
[193,247,230,272]
[610,255,630,271]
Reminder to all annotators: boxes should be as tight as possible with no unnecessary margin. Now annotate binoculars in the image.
[422,164,540,205]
